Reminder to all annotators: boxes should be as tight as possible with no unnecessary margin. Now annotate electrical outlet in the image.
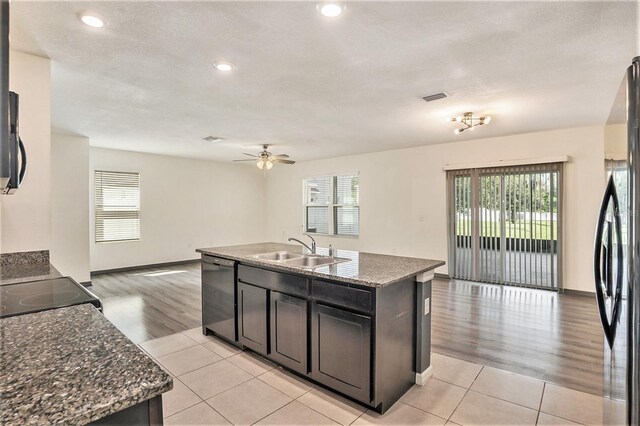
[424,298,430,315]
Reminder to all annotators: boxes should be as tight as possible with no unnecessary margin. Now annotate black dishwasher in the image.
[201,255,237,342]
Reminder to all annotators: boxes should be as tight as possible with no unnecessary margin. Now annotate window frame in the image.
[303,172,359,238]
[94,170,141,244]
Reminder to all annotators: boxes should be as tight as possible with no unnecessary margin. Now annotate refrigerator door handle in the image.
[594,175,624,349]
[17,137,26,185]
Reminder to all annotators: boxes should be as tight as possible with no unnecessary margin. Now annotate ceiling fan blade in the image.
[272,158,296,164]
[273,154,289,158]
[243,153,258,157]
[233,159,257,162]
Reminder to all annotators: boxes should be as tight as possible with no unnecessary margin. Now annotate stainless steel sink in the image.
[284,255,350,268]
[253,251,303,262]
[253,251,350,269]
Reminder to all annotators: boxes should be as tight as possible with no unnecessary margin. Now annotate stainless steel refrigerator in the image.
[596,56,640,425]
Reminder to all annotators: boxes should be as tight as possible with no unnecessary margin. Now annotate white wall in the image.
[605,123,626,160]
[51,133,90,282]
[1,51,51,253]
[90,148,267,271]
[264,126,605,292]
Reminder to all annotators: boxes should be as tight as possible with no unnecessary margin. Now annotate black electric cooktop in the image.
[0,277,102,319]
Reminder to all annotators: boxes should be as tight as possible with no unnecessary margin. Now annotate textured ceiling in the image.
[10,1,638,162]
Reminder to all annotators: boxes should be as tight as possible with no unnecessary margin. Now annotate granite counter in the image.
[0,304,172,425]
[197,242,444,287]
[0,250,62,285]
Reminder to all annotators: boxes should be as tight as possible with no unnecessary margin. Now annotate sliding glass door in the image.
[447,163,562,290]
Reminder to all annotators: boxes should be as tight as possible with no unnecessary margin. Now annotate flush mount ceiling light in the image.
[450,112,492,134]
[214,61,234,72]
[79,13,104,28]
[317,2,345,17]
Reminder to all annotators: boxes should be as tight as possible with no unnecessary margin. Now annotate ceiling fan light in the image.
[454,128,462,135]
[484,116,492,124]
[256,159,265,169]
[266,159,274,170]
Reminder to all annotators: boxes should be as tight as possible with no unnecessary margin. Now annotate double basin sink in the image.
[253,251,350,269]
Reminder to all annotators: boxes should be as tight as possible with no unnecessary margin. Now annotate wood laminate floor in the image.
[431,278,604,397]
[90,262,202,344]
[90,263,604,397]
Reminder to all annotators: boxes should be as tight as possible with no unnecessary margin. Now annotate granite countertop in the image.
[0,250,62,286]
[0,262,62,286]
[0,304,173,425]
[197,242,444,287]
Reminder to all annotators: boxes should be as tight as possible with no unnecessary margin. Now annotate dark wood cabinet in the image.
[211,262,417,414]
[269,291,308,374]
[237,282,268,355]
[311,302,372,403]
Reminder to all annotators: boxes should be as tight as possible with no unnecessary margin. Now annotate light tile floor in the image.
[141,329,622,426]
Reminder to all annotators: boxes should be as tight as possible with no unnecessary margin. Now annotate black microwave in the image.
[1,0,26,195]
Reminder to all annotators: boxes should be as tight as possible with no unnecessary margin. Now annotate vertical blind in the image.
[304,174,359,236]
[447,163,562,290]
[95,171,140,243]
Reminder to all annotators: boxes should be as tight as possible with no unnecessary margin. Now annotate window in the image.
[304,174,359,236]
[95,171,140,243]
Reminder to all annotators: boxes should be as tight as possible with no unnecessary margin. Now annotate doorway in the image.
[447,163,562,290]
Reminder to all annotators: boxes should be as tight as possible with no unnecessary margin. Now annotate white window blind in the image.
[95,171,140,243]
[304,174,359,236]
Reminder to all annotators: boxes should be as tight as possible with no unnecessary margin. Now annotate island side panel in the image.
[374,277,416,413]
[415,270,434,385]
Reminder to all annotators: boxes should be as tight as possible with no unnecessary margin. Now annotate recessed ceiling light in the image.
[79,13,104,28]
[317,2,344,17]
[214,61,234,72]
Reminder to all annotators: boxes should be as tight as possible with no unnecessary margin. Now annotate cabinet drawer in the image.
[312,280,373,313]
[238,265,308,298]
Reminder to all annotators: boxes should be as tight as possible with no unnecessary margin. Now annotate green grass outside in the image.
[456,219,557,240]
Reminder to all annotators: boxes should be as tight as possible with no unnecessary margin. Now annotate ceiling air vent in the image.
[422,92,448,103]
[202,136,224,142]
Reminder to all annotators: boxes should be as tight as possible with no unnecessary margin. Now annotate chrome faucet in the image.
[304,233,317,253]
[288,234,316,254]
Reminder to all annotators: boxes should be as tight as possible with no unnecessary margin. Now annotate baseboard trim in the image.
[434,272,450,280]
[415,365,433,385]
[562,288,595,298]
[80,280,92,288]
[91,259,200,276]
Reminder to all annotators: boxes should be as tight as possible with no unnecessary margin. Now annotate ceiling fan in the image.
[233,144,296,170]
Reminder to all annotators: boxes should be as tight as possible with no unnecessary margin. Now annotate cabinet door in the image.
[311,303,372,403]
[270,291,307,374]
[237,282,268,355]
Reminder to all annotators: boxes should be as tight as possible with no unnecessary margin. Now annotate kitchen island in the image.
[196,242,444,414]
[0,304,173,425]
